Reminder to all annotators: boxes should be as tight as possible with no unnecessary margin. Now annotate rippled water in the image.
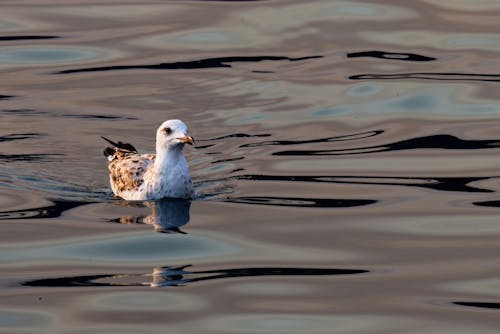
[2,1,500,333]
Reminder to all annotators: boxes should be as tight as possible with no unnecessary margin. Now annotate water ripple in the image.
[272,134,500,156]
[242,130,383,148]
[347,50,436,61]
[225,196,376,208]
[233,174,493,193]
[56,55,323,74]
[0,35,59,41]
[22,265,368,288]
[0,154,60,162]
[453,302,500,310]
[350,72,500,83]
[61,114,138,120]
[473,200,500,208]
[203,133,272,141]
[1,109,44,115]
[212,157,245,164]
[0,133,42,143]
[0,199,94,220]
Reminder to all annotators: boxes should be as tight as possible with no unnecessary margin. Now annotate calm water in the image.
[2,1,500,333]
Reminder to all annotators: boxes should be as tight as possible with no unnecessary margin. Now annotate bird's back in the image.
[108,151,155,198]
[103,136,155,199]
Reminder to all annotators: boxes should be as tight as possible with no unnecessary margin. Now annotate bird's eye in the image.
[164,127,172,135]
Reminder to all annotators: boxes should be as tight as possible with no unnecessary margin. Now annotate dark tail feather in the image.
[101,136,137,153]
[103,146,116,158]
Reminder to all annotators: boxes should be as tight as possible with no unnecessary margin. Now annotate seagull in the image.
[102,119,195,200]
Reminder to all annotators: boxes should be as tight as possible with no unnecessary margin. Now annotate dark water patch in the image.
[242,130,382,148]
[56,55,323,74]
[225,196,376,208]
[0,199,94,220]
[0,35,59,41]
[194,181,236,200]
[252,70,275,73]
[212,156,244,164]
[22,265,368,287]
[22,274,116,287]
[62,114,138,120]
[350,72,500,83]
[202,133,272,141]
[0,95,14,100]
[194,144,216,149]
[1,109,45,115]
[473,200,500,208]
[453,302,500,310]
[272,134,500,156]
[0,133,42,142]
[347,51,435,62]
[233,174,493,193]
[0,154,60,162]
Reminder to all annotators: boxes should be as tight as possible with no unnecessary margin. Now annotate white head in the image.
[155,119,194,152]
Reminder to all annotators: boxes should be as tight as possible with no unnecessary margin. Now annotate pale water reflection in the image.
[0,47,100,64]
[2,1,500,333]
[1,231,235,265]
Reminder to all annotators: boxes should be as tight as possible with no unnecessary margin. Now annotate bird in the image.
[102,119,195,200]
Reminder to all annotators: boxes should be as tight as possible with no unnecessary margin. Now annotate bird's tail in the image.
[101,136,138,160]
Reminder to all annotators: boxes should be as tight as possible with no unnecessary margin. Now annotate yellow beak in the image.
[178,136,194,145]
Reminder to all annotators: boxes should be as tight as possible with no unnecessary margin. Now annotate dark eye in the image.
[164,127,172,135]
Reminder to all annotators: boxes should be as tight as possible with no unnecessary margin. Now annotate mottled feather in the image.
[107,151,155,195]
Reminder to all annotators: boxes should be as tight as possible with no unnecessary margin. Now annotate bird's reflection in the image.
[113,199,191,233]
[150,265,192,287]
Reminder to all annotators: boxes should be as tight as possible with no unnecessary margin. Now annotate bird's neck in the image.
[154,147,184,174]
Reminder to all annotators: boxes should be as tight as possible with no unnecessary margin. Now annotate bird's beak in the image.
[178,135,194,145]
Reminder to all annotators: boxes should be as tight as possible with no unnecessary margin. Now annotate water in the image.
[2,1,500,333]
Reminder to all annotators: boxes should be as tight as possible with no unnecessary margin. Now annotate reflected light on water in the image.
[0,47,110,66]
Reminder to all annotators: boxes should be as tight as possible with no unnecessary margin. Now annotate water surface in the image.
[2,1,500,333]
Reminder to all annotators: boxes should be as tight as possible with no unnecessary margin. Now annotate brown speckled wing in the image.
[108,152,155,194]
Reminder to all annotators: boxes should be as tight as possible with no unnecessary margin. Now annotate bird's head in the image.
[156,119,194,151]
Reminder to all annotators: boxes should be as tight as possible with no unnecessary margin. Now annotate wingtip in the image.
[101,136,117,146]
[101,136,138,153]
